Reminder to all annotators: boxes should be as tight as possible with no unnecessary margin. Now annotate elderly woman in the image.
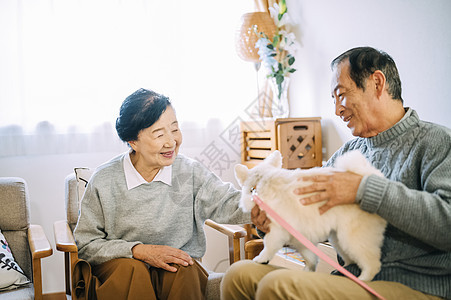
[74,88,249,299]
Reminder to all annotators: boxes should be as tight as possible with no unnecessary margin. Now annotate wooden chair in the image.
[243,224,265,259]
[0,177,59,300]
[54,172,248,300]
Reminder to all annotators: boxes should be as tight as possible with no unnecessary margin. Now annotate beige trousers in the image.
[90,258,208,300]
[221,260,443,300]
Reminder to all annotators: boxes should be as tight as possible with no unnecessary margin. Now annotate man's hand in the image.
[295,171,363,214]
[251,205,271,233]
[132,244,194,272]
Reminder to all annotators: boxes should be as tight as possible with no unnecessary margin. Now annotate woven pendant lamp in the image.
[235,12,277,62]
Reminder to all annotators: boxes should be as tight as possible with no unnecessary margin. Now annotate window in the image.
[0,0,256,156]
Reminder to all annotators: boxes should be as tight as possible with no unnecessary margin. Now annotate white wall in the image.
[1,0,450,294]
[287,0,451,159]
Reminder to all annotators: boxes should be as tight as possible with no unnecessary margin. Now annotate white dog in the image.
[235,150,387,281]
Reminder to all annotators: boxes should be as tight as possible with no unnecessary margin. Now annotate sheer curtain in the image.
[0,0,257,163]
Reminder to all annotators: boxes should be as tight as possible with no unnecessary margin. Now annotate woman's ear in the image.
[128,141,137,151]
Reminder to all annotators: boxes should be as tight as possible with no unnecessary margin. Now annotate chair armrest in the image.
[245,239,264,260]
[54,220,79,296]
[28,224,53,260]
[54,220,78,253]
[205,220,247,264]
[204,219,247,239]
[28,224,53,300]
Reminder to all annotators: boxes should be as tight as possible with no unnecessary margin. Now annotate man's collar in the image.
[123,150,172,190]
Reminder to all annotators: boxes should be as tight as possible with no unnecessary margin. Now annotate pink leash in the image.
[252,193,386,300]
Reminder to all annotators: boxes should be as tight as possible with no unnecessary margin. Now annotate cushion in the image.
[0,229,30,291]
[0,285,34,299]
[74,168,94,205]
[205,271,223,300]
[0,177,29,231]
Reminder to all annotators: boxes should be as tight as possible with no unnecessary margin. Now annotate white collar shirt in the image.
[123,150,173,190]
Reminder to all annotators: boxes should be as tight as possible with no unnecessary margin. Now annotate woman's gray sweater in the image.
[74,153,250,266]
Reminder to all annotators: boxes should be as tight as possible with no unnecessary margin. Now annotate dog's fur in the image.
[235,150,387,281]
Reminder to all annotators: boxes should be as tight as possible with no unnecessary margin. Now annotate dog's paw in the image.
[253,258,269,264]
[253,255,270,264]
[357,273,375,282]
[357,265,380,282]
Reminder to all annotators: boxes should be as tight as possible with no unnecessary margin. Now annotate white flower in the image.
[279,30,300,55]
[255,37,271,50]
[268,3,280,25]
[268,2,293,27]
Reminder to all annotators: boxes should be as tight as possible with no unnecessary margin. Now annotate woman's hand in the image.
[251,205,271,233]
[295,171,362,214]
[132,244,194,272]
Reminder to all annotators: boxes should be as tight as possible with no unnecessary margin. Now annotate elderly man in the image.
[221,47,451,300]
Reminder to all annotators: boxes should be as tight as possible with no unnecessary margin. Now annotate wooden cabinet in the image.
[240,117,322,169]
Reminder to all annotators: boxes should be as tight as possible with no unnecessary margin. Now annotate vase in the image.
[270,77,290,118]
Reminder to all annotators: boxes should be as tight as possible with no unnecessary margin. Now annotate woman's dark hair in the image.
[116,88,172,142]
[331,47,403,103]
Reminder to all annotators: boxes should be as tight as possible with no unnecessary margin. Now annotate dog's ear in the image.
[265,150,283,168]
[234,164,249,186]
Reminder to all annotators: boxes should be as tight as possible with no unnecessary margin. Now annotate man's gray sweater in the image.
[74,153,250,266]
[326,108,451,298]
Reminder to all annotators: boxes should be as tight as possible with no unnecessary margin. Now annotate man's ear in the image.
[234,164,249,186]
[372,70,386,98]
